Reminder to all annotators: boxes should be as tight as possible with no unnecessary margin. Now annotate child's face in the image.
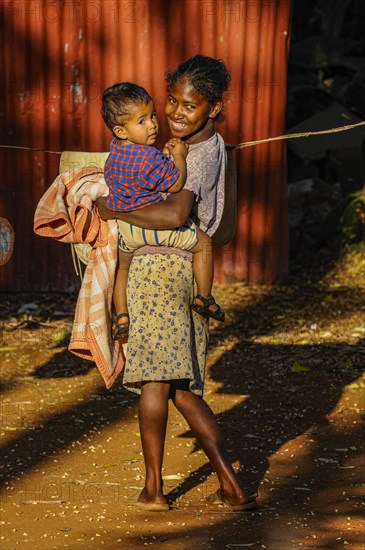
[113,101,159,145]
[165,77,222,143]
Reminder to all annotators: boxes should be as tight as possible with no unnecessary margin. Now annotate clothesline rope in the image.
[0,144,63,154]
[229,120,365,149]
[0,120,364,155]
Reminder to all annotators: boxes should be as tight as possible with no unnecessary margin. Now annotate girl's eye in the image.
[138,119,145,124]
[168,97,176,104]
[186,104,195,111]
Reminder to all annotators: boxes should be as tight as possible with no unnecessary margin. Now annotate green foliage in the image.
[341,188,365,246]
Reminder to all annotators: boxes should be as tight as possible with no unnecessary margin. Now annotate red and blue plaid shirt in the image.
[104,139,179,212]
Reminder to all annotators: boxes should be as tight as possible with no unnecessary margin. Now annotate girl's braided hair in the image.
[166,55,231,122]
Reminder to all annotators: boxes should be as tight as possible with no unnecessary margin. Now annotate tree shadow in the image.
[0,292,137,492]
[165,275,364,504]
[32,334,96,378]
[166,341,363,501]
[32,348,95,378]
[0,297,95,378]
[0,382,136,490]
[0,292,78,323]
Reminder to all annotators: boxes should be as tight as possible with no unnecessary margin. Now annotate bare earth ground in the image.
[0,250,364,550]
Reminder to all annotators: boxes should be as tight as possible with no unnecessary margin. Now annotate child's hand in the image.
[162,145,171,158]
[164,138,189,158]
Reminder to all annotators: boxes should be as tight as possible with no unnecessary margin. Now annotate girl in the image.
[97,55,256,512]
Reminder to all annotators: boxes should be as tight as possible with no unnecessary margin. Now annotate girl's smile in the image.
[165,78,222,144]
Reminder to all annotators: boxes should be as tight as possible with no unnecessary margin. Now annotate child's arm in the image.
[163,139,188,193]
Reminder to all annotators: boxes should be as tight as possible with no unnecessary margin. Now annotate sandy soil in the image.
[0,250,364,549]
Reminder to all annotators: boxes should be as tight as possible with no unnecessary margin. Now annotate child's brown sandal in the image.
[112,313,130,340]
[191,295,225,322]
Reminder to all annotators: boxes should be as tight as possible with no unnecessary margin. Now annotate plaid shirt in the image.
[104,139,179,212]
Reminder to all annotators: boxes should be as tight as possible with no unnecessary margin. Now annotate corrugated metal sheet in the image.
[0,0,290,291]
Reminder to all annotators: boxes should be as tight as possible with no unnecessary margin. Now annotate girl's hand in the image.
[95,197,114,220]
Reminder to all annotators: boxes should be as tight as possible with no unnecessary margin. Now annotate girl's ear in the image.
[209,100,223,120]
[113,125,127,139]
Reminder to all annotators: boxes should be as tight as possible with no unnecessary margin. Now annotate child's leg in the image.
[112,249,134,339]
[189,229,213,297]
[189,229,225,321]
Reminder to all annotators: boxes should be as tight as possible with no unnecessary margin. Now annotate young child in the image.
[101,82,224,340]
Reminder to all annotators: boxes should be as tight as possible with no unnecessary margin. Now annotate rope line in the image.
[229,120,365,149]
[0,144,62,154]
[1,120,364,155]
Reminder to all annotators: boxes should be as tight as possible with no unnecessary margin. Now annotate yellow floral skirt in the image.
[122,252,209,396]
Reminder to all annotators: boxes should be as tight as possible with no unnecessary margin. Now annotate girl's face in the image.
[165,77,222,144]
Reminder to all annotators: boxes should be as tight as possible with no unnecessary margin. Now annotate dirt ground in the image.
[0,249,364,549]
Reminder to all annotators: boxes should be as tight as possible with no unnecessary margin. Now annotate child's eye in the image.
[168,96,176,104]
[138,119,145,124]
[186,104,195,111]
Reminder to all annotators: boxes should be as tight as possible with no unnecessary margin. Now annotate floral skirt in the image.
[122,252,209,395]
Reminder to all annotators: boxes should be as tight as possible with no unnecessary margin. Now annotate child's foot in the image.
[191,295,225,322]
[112,313,130,340]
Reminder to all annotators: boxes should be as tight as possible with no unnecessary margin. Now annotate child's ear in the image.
[113,125,127,139]
[209,100,223,120]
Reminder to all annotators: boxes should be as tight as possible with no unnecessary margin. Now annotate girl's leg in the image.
[171,385,252,505]
[137,381,171,504]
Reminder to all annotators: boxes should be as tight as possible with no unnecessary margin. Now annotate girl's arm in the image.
[96,189,195,230]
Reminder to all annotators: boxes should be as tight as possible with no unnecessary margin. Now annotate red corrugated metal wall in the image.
[0,0,290,291]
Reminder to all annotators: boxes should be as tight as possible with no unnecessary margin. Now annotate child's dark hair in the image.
[101,82,152,133]
[166,55,231,122]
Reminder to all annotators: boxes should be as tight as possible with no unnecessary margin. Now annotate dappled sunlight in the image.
[1,271,364,548]
[0,301,141,516]
[327,373,365,420]
[319,249,365,289]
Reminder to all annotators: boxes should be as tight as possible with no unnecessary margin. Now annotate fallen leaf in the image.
[17,303,38,314]
[291,361,310,373]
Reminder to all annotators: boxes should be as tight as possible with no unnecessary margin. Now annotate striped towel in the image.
[34,166,125,388]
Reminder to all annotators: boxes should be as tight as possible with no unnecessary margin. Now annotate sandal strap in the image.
[194,295,216,307]
[114,312,130,322]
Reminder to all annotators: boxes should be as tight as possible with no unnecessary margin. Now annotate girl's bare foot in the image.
[207,487,257,511]
[135,487,170,511]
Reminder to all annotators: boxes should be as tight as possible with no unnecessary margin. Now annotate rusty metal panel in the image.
[0,0,290,291]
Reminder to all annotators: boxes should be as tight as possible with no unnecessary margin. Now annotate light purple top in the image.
[135,131,226,258]
[184,132,226,237]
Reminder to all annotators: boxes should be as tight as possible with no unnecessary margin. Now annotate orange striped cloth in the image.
[34,166,126,388]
